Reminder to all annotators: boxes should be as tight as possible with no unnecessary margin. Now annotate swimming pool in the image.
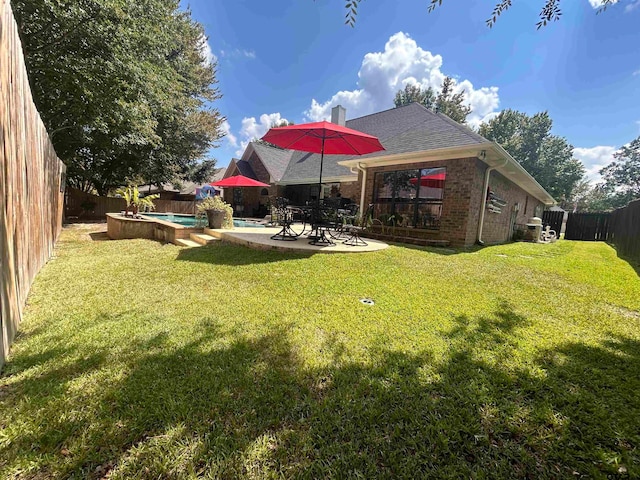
[142,213,265,228]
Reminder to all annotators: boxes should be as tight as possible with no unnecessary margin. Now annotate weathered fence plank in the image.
[609,199,640,263]
[1,0,65,368]
[565,213,613,241]
[542,210,564,236]
[65,188,197,219]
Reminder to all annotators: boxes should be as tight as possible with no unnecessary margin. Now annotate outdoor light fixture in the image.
[479,150,486,161]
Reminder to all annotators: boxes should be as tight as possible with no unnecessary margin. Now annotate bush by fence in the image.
[609,199,640,263]
[65,187,197,219]
[1,0,66,368]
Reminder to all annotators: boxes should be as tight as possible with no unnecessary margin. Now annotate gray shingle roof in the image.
[234,159,257,179]
[250,143,293,181]
[248,103,488,184]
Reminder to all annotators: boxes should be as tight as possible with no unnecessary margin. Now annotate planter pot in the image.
[206,209,227,229]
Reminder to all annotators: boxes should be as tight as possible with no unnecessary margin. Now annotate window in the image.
[372,167,446,229]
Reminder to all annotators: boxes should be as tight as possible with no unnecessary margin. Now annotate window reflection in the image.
[373,167,446,229]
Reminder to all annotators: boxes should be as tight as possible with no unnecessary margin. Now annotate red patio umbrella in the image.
[261,121,385,204]
[210,175,269,188]
[409,171,446,189]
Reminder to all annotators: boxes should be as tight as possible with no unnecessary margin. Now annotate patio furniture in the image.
[342,204,372,246]
[308,204,338,246]
[270,198,299,241]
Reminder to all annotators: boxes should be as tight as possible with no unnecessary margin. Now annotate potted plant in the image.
[197,195,233,229]
[115,185,159,217]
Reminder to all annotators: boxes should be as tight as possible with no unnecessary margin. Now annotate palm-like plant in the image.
[116,186,159,217]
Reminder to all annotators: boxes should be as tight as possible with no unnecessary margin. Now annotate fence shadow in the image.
[2,305,639,478]
[175,243,313,266]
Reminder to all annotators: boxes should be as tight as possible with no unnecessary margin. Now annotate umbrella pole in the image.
[317,136,325,211]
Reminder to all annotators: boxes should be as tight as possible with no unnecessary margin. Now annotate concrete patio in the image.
[178,225,389,254]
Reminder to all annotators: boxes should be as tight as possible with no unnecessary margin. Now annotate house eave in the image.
[276,175,358,186]
[337,145,488,168]
[486,143,556,206]
[338,143,556,206]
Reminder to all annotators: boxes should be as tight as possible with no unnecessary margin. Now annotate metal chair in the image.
[270,198,298,241]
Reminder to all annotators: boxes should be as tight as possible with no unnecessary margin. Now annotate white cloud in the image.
[220,120,237,148]
[573,145,617,182]
[303,32,500,128]
[625,0,640,11]
[220,48,256,59]
[199,35,217,65]
[588,0,618,8]
[235,113,291,156]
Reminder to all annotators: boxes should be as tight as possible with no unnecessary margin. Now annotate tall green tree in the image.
[345,0,619,29]
[394,84,435,110]
[394,77,471,123]
[435,77,471,124]
[597,135,640,209]
[478,109,585,202]
[12,0,224,194]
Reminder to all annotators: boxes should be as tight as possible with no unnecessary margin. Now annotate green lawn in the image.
[1,225,639,479]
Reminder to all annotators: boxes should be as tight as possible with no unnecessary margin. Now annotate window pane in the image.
[373,203,394,225]
[394,202,416,227]
[417,203,443,230]
[374,172,395,203]
[417,167,446,201]
[394,170,419,205]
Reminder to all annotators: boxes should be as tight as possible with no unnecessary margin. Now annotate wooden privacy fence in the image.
[542,210,564,236]
[564,212,613,241]
[65,187,197,219]
[1,0,66,368]
[609,199,640,263]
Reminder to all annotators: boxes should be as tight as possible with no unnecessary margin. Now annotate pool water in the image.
[142,213,265,228]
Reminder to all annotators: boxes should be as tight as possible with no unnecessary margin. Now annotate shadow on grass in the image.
[1,304,639,478]
[88,232,110,241]
[175,243,313,266]
[609,243,640,277]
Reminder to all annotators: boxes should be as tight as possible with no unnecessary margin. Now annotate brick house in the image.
[222,103,555,247]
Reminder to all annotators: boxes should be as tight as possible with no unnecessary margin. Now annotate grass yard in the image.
[1,225,639,479]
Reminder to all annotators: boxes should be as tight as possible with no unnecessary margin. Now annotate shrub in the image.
[197,195,233,229]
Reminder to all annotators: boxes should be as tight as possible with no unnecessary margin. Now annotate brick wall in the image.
[468,164,544,245]
[363,158,478,247]
[362,158,545,247]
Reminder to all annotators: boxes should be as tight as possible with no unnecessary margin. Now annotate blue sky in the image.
[185,0,640,181]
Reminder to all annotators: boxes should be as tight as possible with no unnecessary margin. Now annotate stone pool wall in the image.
[106,213,202,244]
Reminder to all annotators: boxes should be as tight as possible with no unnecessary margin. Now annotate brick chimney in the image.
[331,105,346,126]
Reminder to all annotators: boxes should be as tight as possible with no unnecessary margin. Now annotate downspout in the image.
[350,162,367,222]
[477,154,508,245]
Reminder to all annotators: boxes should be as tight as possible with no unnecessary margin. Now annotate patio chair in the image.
[342,204,372,247]
[270,197,299,241]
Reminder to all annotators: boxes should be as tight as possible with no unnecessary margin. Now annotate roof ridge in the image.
[345,102,419,124]
[250,140,294,181]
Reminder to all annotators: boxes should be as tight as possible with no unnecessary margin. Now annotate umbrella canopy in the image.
[261,121,385,155]
[261,121,385,216]
[409,172,446,189]
[210,175,270,188]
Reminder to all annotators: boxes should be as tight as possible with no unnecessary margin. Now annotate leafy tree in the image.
[597,135,640,209]
[435,77,471,123]
[394,84,435,110]
[394,77,471,123]
[271,120,295,127]
[11,0,224,195]
[345,0,618,29]
[478,109,585,202]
